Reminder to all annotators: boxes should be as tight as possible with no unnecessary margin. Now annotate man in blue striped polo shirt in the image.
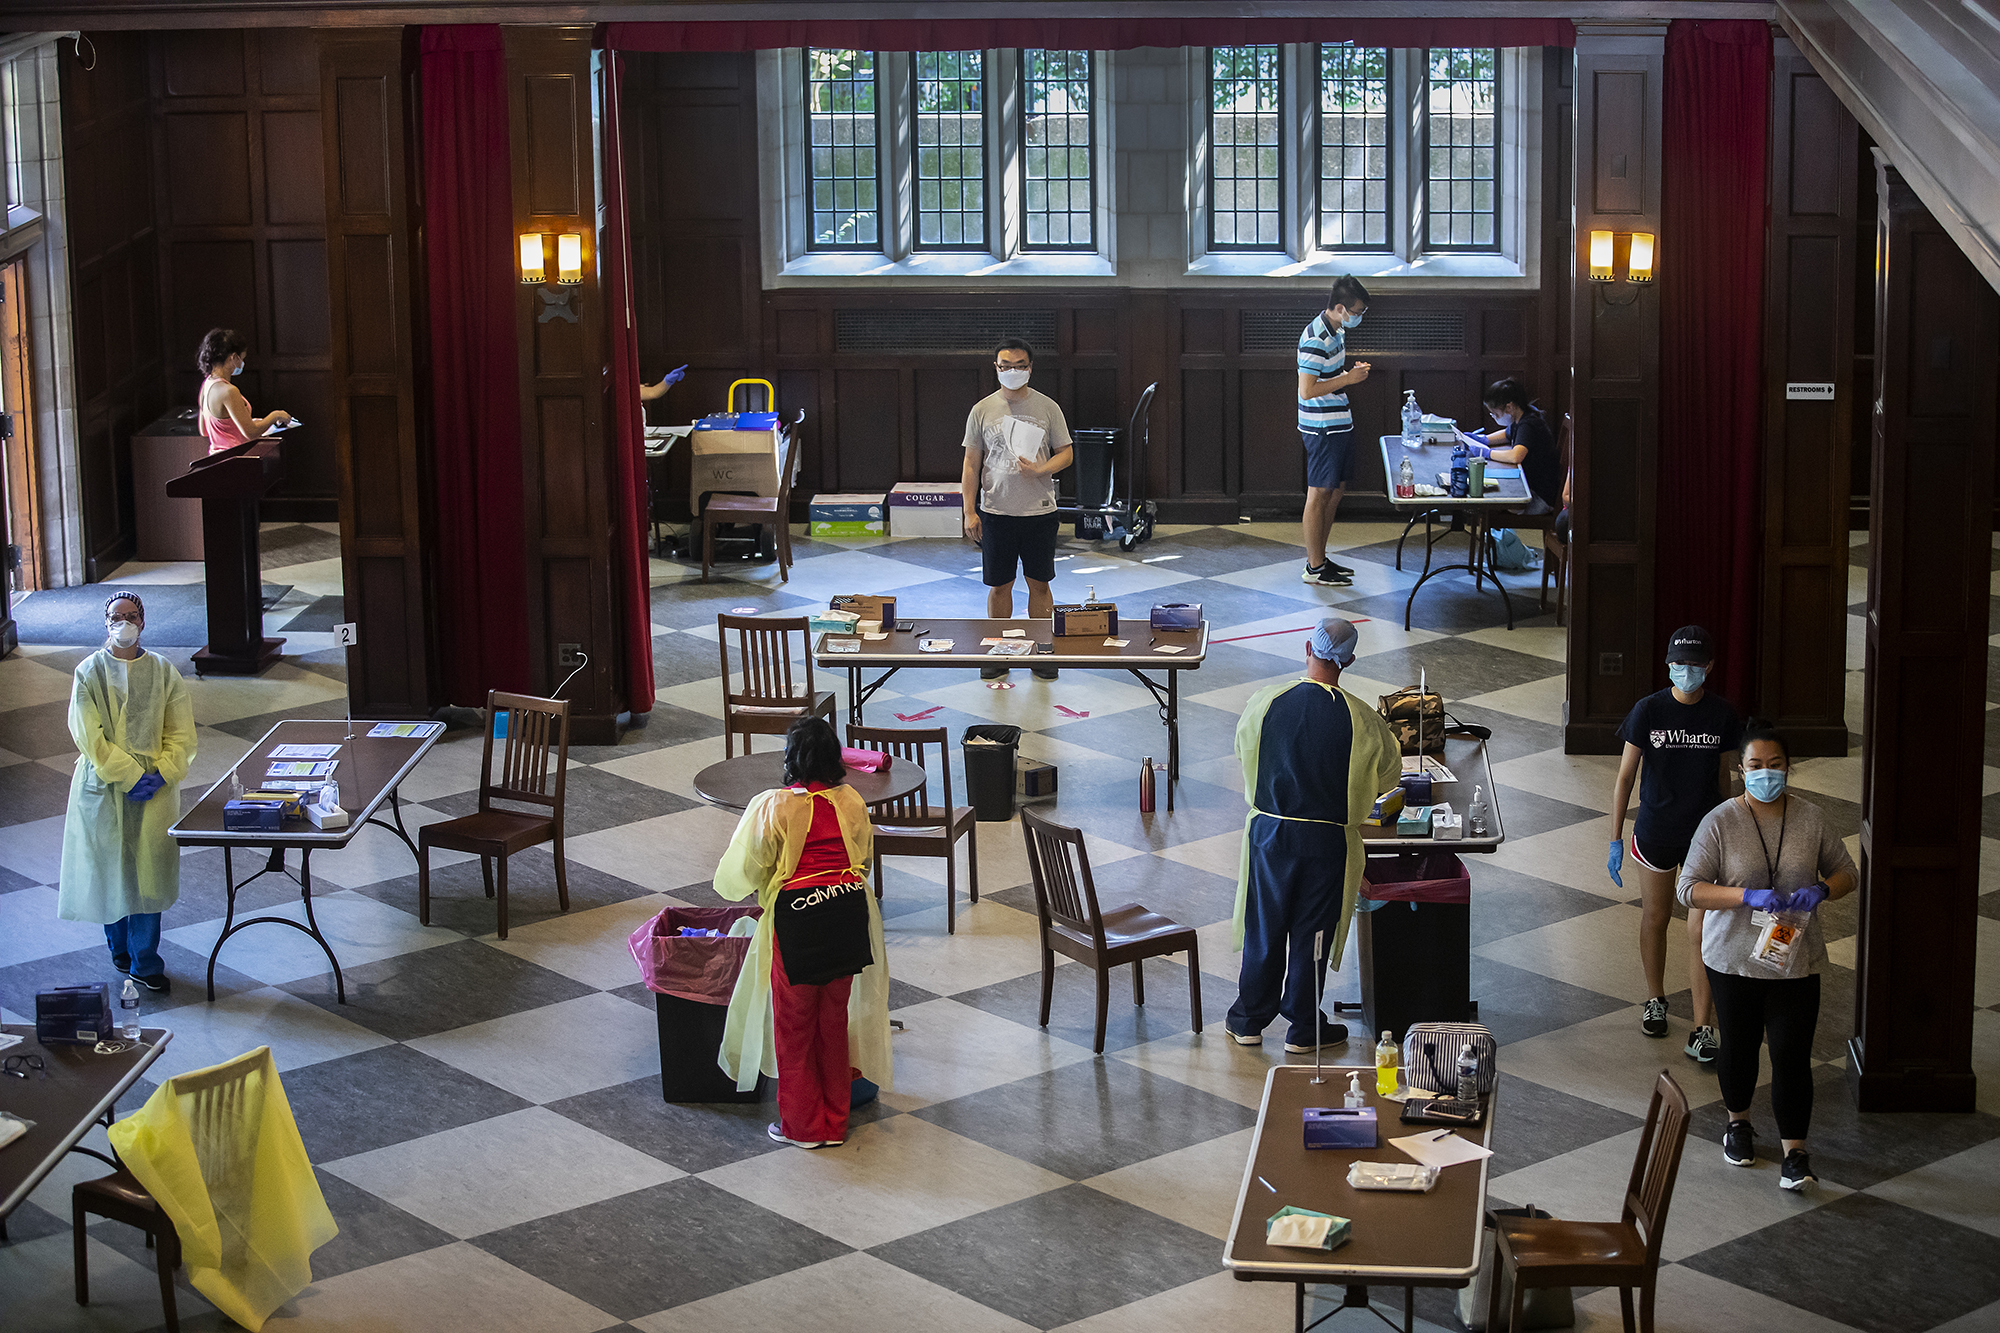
[1296,276,1373,587]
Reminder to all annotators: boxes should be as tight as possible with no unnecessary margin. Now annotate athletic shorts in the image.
[1631,832,1693,874]
[1301,425,1355,490]
[978,509,1060,586]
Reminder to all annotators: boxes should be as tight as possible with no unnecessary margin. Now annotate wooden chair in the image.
[418,691,570,940]
[1019,808,1202,1054]
[700,418,802,583]
[717,614,836,756]
[1492,411,1572,621]
[74,1170,181,1331]
[847,724,978,933]
[1487,1069,1690,1333]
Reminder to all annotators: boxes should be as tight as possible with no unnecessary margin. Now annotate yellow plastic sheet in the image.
[107,1046,337,1331]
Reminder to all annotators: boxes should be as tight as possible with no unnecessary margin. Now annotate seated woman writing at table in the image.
[1457,377,1562,516]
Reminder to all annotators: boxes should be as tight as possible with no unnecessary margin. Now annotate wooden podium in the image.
[164,438,285,675]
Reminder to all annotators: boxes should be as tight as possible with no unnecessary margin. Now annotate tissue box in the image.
[1395,805,1434,838]
[809,610,863,635]
[1433,811,1464,841]
[1364,787,1406,827]
[224,798,287,832]
[1303,1105,1379,1149]
[1053,603,1118,637]
[1149,603,1201,631]
[36,982,112,1045]
[308,802,350,830]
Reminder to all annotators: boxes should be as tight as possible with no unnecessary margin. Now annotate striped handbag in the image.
[1402,1021,1498,1096]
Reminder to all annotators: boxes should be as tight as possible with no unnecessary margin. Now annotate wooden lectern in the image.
[164,437,285,675]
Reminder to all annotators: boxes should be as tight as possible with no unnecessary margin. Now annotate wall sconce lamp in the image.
[1589,230,1655,304]
[519,231,584,322]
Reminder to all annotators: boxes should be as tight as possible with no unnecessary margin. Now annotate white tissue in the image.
[1268,1213,1334,1248]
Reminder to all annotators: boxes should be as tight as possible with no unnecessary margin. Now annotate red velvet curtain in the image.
[1657,20,1770,710]
[600,52,656,715]
[421,25,529,706]
[601,17,1574,52]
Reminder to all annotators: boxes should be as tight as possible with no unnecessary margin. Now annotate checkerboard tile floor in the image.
[2,520,1997,1332]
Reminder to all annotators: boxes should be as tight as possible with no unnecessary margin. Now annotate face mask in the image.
[1340,310,1363,329]
[996,368,1030,390]
[1743,767,1788,802]
[1668,663,1706,693]
[108,622,139,648]
[231,363,244,377]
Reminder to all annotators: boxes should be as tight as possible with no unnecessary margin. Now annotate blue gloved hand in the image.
[1782,883,1829,913]
[1742,888,1787,912]
[1466,442,1493,460]
[1606,838,1624,888]
[662,364,687,387]
[126,772,164,803]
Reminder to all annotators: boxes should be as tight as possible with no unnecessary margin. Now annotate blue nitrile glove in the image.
[662,364,687,387]
[1782,883,1829,913]
[126,772,164,803]
[1742,888,1787,912]
[1606,839,1624,888]
[1466,442,1493,460]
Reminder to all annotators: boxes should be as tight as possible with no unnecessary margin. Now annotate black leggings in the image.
[1706,967,1820,1140]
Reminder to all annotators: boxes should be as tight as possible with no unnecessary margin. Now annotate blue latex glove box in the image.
[1303,1105,1378,1149]
[223,799,286,832]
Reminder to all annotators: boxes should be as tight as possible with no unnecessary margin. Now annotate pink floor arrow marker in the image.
[894,705,945,721]
[1053,704,1090,718]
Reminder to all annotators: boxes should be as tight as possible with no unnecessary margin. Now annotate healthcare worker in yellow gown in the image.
[58,592,196,992]
[715,718,892,1147]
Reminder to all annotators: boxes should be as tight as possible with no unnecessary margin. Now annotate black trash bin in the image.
[632,903,769,1103]
[962,724,1023,821]
[1355,852,1472,1042]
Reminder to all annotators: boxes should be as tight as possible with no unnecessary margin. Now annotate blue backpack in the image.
[1490,529,1537,572]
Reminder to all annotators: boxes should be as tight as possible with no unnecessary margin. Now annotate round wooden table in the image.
[692,751,927,812]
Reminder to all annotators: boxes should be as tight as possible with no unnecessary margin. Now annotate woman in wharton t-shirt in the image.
[1607,625,1743,1066]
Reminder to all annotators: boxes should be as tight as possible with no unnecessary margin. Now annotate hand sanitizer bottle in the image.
[1401,389,1422,443]
[1468,786,1489,837]
[1345,1071,1366,1109]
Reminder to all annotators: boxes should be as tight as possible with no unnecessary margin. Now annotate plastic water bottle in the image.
[1375,1030,1399,1095]
[1397,455,1415,499]
[1401,389,1422,444]
[1456,1043,1480,1103]
[119,978,141,1041]
[1469,786,1489,837]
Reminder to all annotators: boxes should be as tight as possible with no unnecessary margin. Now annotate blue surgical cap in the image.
[1309,618,1358,666]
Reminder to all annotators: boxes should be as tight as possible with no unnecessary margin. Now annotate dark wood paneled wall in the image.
[1850,155,1996,1112]
[320,27,437,717]
[61,33,168,582]
[1756,39,1858,757]
[509,26,622,743]
[151,28,335,519]
[1564,24,1665,754]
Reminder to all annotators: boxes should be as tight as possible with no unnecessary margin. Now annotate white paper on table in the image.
[1001,415,1047,462]
[1390,1131,1494,1170]
[1104,638,1129,647]
[1156,645,1188,655]
[1002,628,1028,637]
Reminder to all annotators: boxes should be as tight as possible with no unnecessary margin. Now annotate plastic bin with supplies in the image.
[962,725,1023,821]
[628,903,768,1103]
[1355,852,1471,1042]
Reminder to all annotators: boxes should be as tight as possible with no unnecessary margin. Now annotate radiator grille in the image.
[834,309,1057,355]
[1240,309,1466,355]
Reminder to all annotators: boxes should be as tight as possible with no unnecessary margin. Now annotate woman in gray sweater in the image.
[1676,718,1856,1191]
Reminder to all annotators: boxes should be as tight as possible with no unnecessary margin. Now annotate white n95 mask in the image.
[997,369,1031,390]
[108,623,140,648]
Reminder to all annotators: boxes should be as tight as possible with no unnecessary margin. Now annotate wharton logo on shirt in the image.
[1649,728,1725,748]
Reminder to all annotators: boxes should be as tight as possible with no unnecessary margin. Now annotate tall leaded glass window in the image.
[1208,46,1281,249]
[1425,48,1498,249]
[1021,50,1093,250]
[914,50,986,249]
[1317,46,1390,250]
[806,49,879,249]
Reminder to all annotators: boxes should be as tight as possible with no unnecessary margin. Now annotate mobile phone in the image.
[895,620,916,632]
[1035,642,1054,655]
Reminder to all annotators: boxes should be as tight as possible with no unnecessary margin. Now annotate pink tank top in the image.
[199,380,252,454]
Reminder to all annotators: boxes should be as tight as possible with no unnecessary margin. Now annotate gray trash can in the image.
[962,724,1022,821]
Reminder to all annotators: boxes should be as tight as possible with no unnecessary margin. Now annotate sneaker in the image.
[1779,1149,1816,1191]
[1723,1120,1756,1167]
[1640,996,1670,1037]
[1685,1025,1720,1065]
[1283,1020,1349,1053]
[1301,563,1354,588]
[1225,1027,1263,1047]
[1032,665,1058,681]
[1323,558,1355,578]
[767,1123,832,1149]
[110,953,131,976]
[979,665,1010,680]
[131,973,171,995]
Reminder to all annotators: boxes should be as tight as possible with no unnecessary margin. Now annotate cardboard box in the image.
[1395,805,1434,838]
[830,594,897,624]
[888,483,964,538]
[810,520,886,537]
[690,423,792,508]
[810,494,887,538]
[1054,603,1118,637]
[1015,756,1058,799]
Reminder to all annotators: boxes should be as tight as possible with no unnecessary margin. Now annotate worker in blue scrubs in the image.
[1227,617,1402,1051]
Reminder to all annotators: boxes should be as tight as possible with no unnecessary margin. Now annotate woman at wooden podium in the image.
[196,327,292,453]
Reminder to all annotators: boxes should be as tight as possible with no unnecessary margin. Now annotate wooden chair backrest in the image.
[480,690,570,813]
[717,614,814,707]
[1020,807,1106,949]
[1623,1068,1691,1262]
[170,1046,270,1205]
[846,724,949,821]
[777,421,802,509]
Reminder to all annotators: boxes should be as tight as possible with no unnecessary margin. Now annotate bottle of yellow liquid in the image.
[1375,1030,1399,1095]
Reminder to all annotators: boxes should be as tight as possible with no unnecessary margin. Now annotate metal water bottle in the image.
[1139,755,1156,813]
[1449,442,1471,499]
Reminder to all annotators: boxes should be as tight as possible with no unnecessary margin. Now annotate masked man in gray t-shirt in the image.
[961,339,1073,680]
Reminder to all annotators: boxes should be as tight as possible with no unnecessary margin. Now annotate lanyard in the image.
[1746,795,1788,889]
